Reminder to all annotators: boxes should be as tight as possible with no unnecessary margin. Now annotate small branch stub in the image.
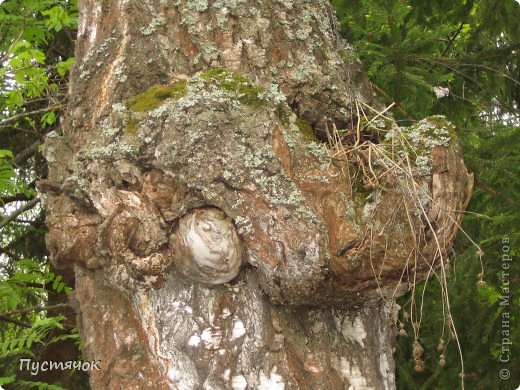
[171,207,243,285]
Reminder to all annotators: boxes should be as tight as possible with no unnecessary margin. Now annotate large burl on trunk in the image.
[42,0,473,389]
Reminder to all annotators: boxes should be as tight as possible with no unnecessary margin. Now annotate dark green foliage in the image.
[332,0,519,388]
[333,0,519,124]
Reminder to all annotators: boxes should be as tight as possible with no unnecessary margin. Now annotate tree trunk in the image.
[42,0,473,388]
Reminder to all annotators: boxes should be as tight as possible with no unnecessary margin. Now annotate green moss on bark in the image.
[126,80,187,112]
[200,68,265,107]
[294,117,318,142]
[124,117,140,135]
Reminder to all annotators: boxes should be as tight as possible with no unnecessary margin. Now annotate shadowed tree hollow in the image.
[41,0,473,388]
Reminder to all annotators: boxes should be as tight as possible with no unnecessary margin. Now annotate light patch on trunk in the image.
[231,375,248,390]
[124,333,136,345]
[88,25,97,42]
[379,351,391,380]
[188,335,201,347]
[304,354,322,373]
[77,6,87,39]
[167,367,177,382]
[258,367,285,390]
[337,357,369,390]
[222,369,231,381]
[166,359,199,390]
[221,307,231,319]
[378,307,396,389]
[340,316,367,347]
[92,0,131,127]
[113,332,120,348]
[186,222,223,265]
[201,327,223,350]
[87,5,101,43]
[231,320,246,340]
[311,320,324,334]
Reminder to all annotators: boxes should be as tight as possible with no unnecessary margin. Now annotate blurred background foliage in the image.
[0,0,519,388]
[0,0,87,389]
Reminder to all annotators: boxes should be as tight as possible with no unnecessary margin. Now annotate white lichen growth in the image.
[111,102,127,114]
[212,0,245,8]
[258,84,287,105]
[140,17,166,36]
[187,0,208,12]
[234,215,254,235]
[335,315,367,347]
[415,154,431,175]
[404,117,453,149]
[385,115,456,174]
[114,64,127,83]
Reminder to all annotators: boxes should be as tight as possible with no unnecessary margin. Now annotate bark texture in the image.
[42,0,473,389]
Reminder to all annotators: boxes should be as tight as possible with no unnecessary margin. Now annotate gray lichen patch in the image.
[402,115,456,149]
[186,0,209,12]
[384,115,457,174]
[212,0,246,8]
[198,68,267,108]
[140,16,167,36]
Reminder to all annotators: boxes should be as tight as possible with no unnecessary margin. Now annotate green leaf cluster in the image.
[1,0,86,389]
[0,259,81,388]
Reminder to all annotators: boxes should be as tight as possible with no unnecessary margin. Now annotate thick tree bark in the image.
[42,0,473,389]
